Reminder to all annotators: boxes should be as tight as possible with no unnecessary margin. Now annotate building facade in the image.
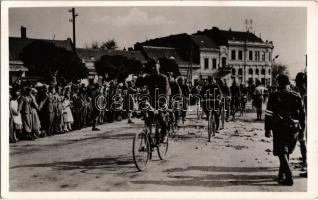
[135,27,274,86]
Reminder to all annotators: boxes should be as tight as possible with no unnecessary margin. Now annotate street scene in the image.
[9,105,306,191]
[7,6,308,193]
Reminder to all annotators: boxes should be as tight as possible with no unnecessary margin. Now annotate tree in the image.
[90,41,100,49]
[20,40,88,84]
[100,39,118,50]
[95,55,143,82]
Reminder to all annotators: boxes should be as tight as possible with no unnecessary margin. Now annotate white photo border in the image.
[1,1,317,199]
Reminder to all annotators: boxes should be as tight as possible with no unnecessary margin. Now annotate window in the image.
[249,68,253,75]
[269,52,272,61]
[238,50,243,60]
[222,57,227,67]
[249,51,253,60]
[231,50,236,60]
[261,69,266,75]
[238,68,243,75]
[262,52,265,61]
[268,69,271,75]
[255,51,260,61]
[232,68,236,75]
[261,78,265,85]
[204,58,209,69]
[255,68,259,75]
[212,58,217,69]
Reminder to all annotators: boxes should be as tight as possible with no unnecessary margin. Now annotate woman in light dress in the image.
[63,89,73,132]
[9,90,22,142]
[30,88,41,138]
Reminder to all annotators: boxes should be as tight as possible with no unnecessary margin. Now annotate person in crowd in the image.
[230,79,241,121]
[265,74,305,186]
[79,86,88,128]
[54,86,64,134]
[19,87,36,140]
[10,89,22,143]
[178,77,190,123]
[168,74,182,128]
[62,89,74,132]
[220,79,231,122]
[294,72,307,177]
[30,88,41,139]
[254,79,266,120]
[125,81,138,124]
[72,87,82,130]
[91,83,102,131]
[40,85,56,136]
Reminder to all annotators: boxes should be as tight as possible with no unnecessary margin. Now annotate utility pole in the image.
[69,8,78,49]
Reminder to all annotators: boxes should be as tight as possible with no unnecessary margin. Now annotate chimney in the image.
[21,26,27,39]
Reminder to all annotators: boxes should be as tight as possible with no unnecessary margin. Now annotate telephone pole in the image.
[69,8,78,49]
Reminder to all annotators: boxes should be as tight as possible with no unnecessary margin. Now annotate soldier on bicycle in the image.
[140,59,171,143]
[200,76,223,133]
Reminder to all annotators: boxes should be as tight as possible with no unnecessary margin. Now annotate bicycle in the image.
[132,110,169,171]
[202,99,218,142]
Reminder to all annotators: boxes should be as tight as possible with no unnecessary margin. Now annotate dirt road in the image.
[10,107,306,192]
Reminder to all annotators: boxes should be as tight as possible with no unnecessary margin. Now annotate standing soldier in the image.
[294,72,307,177]
[40,85,56,136]
[54,86,64,134]
[91,83,102,131]
[265,74,305,186]
[254,79,266,120]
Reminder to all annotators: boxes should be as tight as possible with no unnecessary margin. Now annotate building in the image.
[135,27,274,86]
[9,26,75,84]
[194,27,274,86]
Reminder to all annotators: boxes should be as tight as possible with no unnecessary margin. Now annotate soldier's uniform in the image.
[265,75,305,185]
[265,90,305,155]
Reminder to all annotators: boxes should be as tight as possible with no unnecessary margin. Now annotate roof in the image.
[141,46,192,66]
[190,35,218,49]
[135,33,196,50]
[194,27,263,46]
[9,37,74,61]
[76,48,147,63]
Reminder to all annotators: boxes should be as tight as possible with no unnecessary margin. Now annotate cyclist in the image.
[200,76,223,133]
[239,82,248,116]
[230,79,241,120]
[141,59,171,143]
[168,73,182,130]
[178,77,190,123]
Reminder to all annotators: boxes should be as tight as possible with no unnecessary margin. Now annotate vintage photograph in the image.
[1,1,316,198]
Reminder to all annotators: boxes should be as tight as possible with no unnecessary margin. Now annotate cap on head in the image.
[277,74,290,86]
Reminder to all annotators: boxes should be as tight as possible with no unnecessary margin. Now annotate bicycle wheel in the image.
[157,136,169,160]
[132,130,150,171]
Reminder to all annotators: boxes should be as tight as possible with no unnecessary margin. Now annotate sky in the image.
[9,6,307,77]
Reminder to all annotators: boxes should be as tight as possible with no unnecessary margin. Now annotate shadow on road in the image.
[164,166,277,173]
[131,165,281,188]
[11,155,138,174]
